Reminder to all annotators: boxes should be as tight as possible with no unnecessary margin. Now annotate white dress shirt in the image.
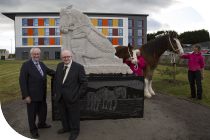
[63,60,72,83]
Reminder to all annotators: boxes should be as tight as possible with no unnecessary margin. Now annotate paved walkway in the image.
[1,92,210,140]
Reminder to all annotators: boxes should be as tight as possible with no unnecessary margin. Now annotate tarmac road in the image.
[1,92,210,140]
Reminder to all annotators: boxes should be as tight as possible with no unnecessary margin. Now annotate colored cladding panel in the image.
[49,38,55,45]
[27,38,33,45]
[38,38,44,45]
[49,19,55,26]
[113,19,118,27]
[38,19,44,26]
[142,29,144,36]
[102,19,108,26]
[142,38,144,44]
[132,20,134,27]
[27,28,33,36]
[92,19,97,26]
[27,19,33,26]
[142,20,144,27]
[38,28,44,36]
[113,38,118,45]
[102,28,108,36]
[60,32,62,36]
[49,28,55,35]
[113,29,118,36]
[60,38,62,45]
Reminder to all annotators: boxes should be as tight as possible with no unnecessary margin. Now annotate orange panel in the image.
[49,38,55,45]
[38,19,44,26]
[27,28,33,36]
[60,32,62,36]
[102,19,108,26]
[113,38,118,45]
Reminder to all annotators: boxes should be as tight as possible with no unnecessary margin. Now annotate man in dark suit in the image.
[53,50,88,140]
[19,48,55,138]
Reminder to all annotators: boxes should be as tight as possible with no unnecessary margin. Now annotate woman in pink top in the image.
[179,44,205,101]
[125,50,146,76]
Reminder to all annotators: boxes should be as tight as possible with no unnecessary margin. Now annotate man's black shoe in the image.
[31,132,39,138]
[188,96,196,99]
[69,134,78,140]
[57,128,70,134]
[38,124,51,128]
[193,98,201,101]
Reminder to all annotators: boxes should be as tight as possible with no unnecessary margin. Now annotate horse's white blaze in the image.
[174,38,184,55]
[148,80,155,95]
[131,50,138,64]
[144,78,152,98]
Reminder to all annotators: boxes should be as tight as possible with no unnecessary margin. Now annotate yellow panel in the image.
[49,19,55,26]
[38,28,44,36]
[113,19,118,27]
[102,28,108,36]
[27,38,33,45]
[60,38,62,45]
[92,19,97,26]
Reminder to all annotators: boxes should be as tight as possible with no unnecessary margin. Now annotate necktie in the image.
[35,63,44,77]
[63,66,68,80]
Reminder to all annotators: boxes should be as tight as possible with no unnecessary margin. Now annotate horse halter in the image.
[168,36,182,63]
[127,47,134,60]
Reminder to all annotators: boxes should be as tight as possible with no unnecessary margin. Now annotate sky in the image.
[0,0,209,54]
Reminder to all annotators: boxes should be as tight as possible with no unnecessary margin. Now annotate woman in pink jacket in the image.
[125,50,146,76]
[179,44,205,101]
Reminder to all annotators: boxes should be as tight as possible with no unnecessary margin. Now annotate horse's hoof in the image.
[150,91,155,96]
[144,92,152,98]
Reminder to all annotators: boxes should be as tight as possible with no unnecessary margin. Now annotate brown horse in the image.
[115,43,135,63]
[137,32,184,98]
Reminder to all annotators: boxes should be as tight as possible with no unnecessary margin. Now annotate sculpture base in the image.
[84,64,133,74]
[51,74,144,121]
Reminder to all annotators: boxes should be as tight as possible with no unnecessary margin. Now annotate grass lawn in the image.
[0,60,210,107]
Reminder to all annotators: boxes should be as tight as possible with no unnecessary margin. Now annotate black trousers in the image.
[57,95,80,135]
[26,99,47,134]
[188,70,202,99]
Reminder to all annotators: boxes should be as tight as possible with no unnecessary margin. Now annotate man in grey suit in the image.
[19,48,55,138]
[53,50,88,140]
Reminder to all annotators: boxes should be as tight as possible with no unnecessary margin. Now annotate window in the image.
[138,38,142,45]
[108,19,113,26]
[44,28,49,36]
[44,38,49,45]
[90,18,92,23]
[118,38,123,45]
[33,28,38,36]
[98,28,102,33]
[55,52,60,59]
[138,29,142,36]
[128,20,133,27]
[118,29,123,36]
[98,19,102,26]
[33,19,38,26]
[128,29,132,36]
[22,28,27,36]
[107,38,113,44]
[22,38,27,45]
[128,38,133,45]
[55,28,60,36]
[55,19,60,26]
[22,52,28,59]
[138,20,142,27]
[44,19,49,26]
[108,29,113,36]
[55,38,60,45]
[22,19,27,26]
[118,19,123,27]
[33,38,38,45]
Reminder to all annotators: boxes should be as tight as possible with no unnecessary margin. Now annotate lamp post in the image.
[11,39,12,58]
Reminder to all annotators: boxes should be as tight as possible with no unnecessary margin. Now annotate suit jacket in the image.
[19,59,55,101]
[53,61,88,103]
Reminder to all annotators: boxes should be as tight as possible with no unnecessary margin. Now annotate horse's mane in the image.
[141,34,169,56]
[115,47,126,56]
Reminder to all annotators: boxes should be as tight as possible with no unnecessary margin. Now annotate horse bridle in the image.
[128,47,139,71]
[168,36,182,63]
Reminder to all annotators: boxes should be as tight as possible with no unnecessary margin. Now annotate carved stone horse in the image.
[115,43,135,63]
[137,32,184,98]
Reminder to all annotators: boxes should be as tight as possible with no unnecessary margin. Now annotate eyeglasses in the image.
[62,56,71,59]
[32,53,40,55]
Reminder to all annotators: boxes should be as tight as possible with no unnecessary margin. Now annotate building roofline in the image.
[2,12,149,20]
